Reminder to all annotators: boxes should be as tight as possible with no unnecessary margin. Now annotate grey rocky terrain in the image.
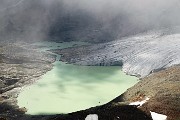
[0,42,56,119]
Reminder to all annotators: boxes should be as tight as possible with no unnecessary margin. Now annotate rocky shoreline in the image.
[0,42,56,119]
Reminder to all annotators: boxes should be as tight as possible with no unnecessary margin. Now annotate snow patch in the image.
[85,114,98,120]
[129,97,149,106]
[150,111,167,120]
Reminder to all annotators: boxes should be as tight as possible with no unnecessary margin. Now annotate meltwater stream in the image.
[17,41,138,115]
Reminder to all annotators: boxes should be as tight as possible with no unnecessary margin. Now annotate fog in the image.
[0,0,180,43]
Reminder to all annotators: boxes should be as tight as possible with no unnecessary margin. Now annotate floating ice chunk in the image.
[129,97,150,106]
[150,111,167,120]
[85,114,98,120]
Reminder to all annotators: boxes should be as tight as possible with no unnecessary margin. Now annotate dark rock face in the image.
[47,105,152,120]
[0,102,26,120]
[0,77,19,86]
[2,104,152,120]
[48,10,118,43]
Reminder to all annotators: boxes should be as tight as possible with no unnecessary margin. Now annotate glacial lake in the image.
[17,41,138,115]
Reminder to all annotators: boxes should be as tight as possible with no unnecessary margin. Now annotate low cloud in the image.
[0,0,180,43]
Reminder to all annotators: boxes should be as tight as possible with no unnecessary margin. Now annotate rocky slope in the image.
[50,27,180,77]
[0,42,56,119]
[110,65,180,120]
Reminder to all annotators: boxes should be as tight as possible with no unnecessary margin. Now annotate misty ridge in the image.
[0,0,180,43]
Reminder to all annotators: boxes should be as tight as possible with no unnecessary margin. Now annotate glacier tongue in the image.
[73,30,180,77]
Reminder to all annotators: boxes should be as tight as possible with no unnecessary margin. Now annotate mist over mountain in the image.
[0,0,180,43]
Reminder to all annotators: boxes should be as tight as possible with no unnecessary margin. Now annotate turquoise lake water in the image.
[17,41,138,115]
